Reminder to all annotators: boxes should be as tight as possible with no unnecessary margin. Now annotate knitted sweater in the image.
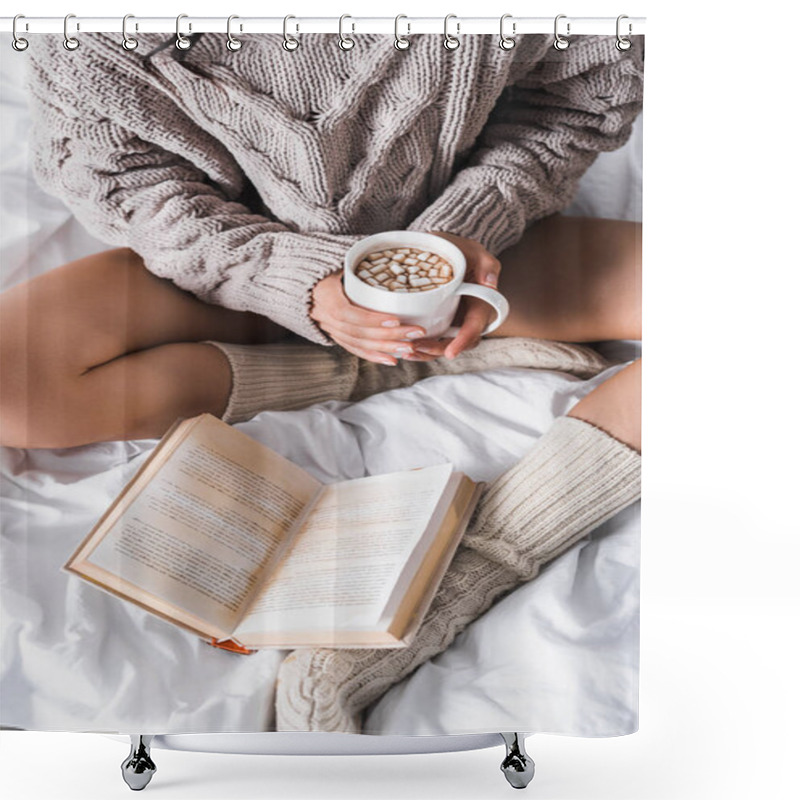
[26,33,643,345]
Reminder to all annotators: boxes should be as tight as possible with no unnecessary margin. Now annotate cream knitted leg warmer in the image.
[274,416,641,733]
[204,338,611,424]
[203,341,359,423]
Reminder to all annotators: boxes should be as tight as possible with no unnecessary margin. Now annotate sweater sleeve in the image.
[25,43,358,346]
[406,36,644,256]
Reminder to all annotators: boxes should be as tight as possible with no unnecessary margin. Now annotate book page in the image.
[234,463,453,636]
[84,415,321,632]
[380,477,480,641]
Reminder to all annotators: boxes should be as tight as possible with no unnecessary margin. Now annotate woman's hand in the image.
[412,232,503,360]
[310,271,435,365]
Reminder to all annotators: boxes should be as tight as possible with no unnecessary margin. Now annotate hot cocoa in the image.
[355,247,454,292]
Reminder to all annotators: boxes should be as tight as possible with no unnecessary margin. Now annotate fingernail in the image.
[484,275,498,287]
[393,345,413,355]
[415,346,438,355]
[406,330,426,339]
[381,320,400,328]
[379,357,397,366]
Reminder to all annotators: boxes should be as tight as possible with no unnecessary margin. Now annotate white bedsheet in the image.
[0,51,642,737]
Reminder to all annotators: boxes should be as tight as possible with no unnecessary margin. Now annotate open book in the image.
[65,414,482,652]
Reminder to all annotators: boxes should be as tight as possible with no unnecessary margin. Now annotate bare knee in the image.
[0,327,86,449]
[568,358,641,453]
[494,215,642,342]
[0,256,130,448]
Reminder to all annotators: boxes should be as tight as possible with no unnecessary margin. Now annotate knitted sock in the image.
[204,338,611,424]
[202,341,359,423]
[274,416,641,732]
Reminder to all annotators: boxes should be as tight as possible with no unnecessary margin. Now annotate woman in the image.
[0,31,643,732]
[1,30,642,447]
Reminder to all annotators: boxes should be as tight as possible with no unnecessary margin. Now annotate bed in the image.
[0,48,642,785]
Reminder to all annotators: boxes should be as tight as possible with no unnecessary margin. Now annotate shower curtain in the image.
[0,25,644,738]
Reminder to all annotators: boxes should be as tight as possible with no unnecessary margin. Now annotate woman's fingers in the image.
[332,302,404,330]
[311,271,402,331]
[474,251,502,289]
[330,335,398,366]
[444,298,492,359]
[429,230,502,288]
[412,338,450,357]
[312,270,431,347]
[414,296,492,360]
[324,272,403,329]
[333,329,417,359]
[326,317,426,344]
[330,335,438,366]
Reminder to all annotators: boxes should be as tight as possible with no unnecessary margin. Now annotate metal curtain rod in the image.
[0,16,646,36]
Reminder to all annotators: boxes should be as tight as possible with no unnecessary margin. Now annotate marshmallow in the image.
[357,247,455,293]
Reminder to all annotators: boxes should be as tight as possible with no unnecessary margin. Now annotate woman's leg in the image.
[0,248,288,448]
[490,214,642,342]
[490,214,642,452]
[569,358,641,452]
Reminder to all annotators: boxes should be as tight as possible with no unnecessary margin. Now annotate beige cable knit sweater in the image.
[26,33,643,345]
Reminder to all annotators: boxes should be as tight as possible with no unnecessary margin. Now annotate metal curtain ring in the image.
[553,14,570,51]
[338,14,355,50]
[12,14,29,51]
[63,13,79,51]
[283,15,299,51]
[499,13,516,50]
[122,14,138,51]
[443,13,460,51]
[227,15,242,51]
[616,14,632,51]
[175,14,192,50]
[394,15,410,50]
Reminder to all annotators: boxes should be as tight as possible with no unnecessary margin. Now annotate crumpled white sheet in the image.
[0,53,641,737]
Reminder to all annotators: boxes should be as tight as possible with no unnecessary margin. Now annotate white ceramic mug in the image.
[343,231,509,338]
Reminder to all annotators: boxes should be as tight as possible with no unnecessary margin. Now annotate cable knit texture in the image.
[26,33,643,344]
[203,336,612,423]
[275,416,641,732]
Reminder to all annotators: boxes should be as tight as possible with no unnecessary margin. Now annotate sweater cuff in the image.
[406,181,525,257]
[228,231,363,346]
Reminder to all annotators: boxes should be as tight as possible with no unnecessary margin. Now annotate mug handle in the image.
[443,282,510,338]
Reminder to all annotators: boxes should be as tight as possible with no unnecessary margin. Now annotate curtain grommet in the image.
[175,13,192,51]
[443,14,460,51]
[226,15,243,51]
[282,15,299,51]
[499,14,516,50]
[338,14,355,51]
[63,13,79,51]
[12,14,29,51]
[122,14,139,51]
[394,15,410,50]
[616,15,632,51]
[553,14,570,51]
[283,14,300,53]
